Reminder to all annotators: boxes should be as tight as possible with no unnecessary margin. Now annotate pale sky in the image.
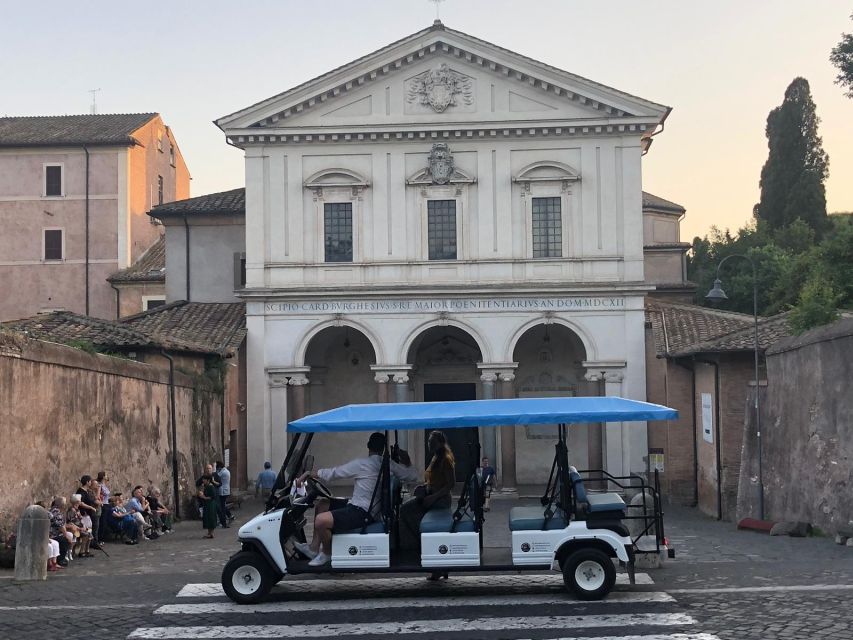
[3,1,850,240]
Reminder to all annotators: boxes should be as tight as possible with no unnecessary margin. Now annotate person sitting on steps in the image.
[294,432,419,567]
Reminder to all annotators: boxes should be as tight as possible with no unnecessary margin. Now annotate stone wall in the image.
[737,318,853,533]
[0,332,222,534]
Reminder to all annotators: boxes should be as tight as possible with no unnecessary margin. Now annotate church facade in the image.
[216,22,672,486]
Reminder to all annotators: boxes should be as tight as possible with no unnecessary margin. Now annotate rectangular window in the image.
[157,175,164,205]
[323,202,353,263]
[157,130,163,152]
[169,145,176,167]
[45,165,62,197]
[44,229,63,260]
[427,200,457,260]
[143,296,166,311]
[234,252,247,288]
[532,197,562,258]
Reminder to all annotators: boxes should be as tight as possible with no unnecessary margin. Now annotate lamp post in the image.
[705,254,764,521]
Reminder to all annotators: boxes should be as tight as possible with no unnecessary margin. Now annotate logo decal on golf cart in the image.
[520,542,531,553]
[438,545,448,555]
[348,546,358,556]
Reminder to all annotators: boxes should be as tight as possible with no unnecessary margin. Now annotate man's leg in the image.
[217,496,228,527]
[313,511,334,557]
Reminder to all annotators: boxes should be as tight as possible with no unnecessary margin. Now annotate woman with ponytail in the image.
[398,430,456,551]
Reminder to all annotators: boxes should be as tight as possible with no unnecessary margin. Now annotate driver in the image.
[295,431,418,566]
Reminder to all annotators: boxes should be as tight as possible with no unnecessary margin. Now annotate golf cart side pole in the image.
[273,433,300,491]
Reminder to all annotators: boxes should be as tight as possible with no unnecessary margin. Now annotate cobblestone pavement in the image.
[1,497,851,639]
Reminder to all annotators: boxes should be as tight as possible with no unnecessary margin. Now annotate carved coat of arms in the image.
[407,64,473,113]
[428,143,454,185]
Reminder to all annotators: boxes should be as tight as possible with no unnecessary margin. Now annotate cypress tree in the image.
[754,78,829,234]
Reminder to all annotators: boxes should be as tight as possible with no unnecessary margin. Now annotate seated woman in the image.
[398,430,456,551]
[66,494,93,557]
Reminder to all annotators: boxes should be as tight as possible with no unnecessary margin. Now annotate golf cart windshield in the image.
[288,396,678,433]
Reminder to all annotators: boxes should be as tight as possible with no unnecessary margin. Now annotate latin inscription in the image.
[264,297,625,314]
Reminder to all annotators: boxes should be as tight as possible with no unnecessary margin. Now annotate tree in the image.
[754,78,829,235]
[830,14,853,98]
[788,276,840,334]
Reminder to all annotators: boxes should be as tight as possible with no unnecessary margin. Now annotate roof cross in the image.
[428,0,446,21]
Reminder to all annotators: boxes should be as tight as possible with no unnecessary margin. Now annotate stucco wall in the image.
[164,216,245,304]
[0,333,222,533]
[738,319,853,532]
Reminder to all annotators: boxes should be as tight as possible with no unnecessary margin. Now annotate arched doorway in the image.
[512,323,597,483]
[407,326,483,479]
[303,326,377,473]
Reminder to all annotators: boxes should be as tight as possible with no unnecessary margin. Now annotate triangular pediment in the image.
[216,23,668,137]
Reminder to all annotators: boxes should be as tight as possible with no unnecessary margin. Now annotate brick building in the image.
[0,113,190,321]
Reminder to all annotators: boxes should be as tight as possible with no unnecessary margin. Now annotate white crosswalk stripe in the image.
[155,591,675,615]
[175,572,654,598]
[129,613,697,638]
[130,573,722,640]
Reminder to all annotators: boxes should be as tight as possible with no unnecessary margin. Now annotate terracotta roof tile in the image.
[669,314,793,357]
[4,302,245,356]
[642,191,686,214]
[0,113,157,147]
[149,188,245,217]
[122,301,246,354]
[4,312,154,349]
[107,236,165,283]
[645,300,755,357]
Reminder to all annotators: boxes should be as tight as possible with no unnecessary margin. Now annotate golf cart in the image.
[222,396,677,604]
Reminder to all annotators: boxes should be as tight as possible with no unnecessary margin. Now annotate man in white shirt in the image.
[296,431,418,566]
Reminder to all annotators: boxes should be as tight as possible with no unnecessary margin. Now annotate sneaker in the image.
[308,551,330,567]
[143,535,152,541]
[294,541,318,560]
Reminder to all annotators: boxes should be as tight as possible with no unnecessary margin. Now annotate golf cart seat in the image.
[420,475,480,534]
[508,505,569,531]
[570,471,626,516]
[420,507,477,533]
[341,520,386,535]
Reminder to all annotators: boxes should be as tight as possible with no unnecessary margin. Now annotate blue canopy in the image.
[288,396,678,433]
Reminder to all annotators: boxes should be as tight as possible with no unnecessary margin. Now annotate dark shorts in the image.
[328,498,373,533]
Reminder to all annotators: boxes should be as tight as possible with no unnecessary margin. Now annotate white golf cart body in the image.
[224,396,677,603]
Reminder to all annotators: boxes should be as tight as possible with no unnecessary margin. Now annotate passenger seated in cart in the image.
[398,430,455,551]
[295,431,419,566]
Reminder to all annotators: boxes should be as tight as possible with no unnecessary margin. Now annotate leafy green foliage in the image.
[754,78,829,235]
[688,216,853,328]
[830,15,853,98]
[788,277,841,334]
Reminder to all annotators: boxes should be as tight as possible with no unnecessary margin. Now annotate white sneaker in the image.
[308,551,330,567]
[294,541,318,560]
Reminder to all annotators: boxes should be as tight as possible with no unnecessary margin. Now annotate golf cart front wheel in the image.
[562,547,616,600]
[222,551,274,604]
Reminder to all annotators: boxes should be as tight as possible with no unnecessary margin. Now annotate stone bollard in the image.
[14,505,50,582]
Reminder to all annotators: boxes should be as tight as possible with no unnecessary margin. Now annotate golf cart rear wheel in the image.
[562,547,616,600]
[222,551,274,604]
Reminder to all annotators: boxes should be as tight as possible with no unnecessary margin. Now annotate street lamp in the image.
[705,254,764,521]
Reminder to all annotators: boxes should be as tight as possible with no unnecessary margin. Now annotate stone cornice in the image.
[226,118,657,148]
[240,282,655,302]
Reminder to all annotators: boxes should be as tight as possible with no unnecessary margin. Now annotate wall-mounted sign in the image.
[264,296,626,315]
[701,393,713,443]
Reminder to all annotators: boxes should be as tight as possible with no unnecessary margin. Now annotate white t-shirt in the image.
[317,454,419,512]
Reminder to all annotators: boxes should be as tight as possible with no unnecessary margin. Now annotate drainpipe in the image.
[183,214,191,301]
[83,145,90,315]
[161,349,181,519]
[110,283,121,320]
